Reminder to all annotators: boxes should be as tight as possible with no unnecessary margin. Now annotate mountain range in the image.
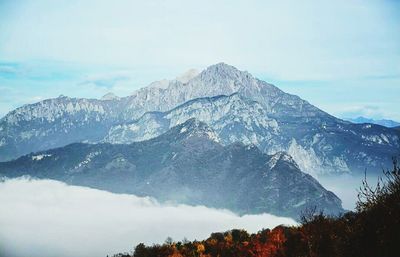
[0,119,343,219]
[1,63,398,176]
[0,62,399,218]
[346,116,400,128]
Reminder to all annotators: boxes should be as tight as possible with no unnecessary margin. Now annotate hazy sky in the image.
[0,178,295,257]
[0,0,399,119]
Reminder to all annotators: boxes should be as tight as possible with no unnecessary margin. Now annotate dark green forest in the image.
[112,159,400,257]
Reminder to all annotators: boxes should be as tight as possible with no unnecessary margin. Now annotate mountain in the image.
[101,92,120,101]
[0,119,343,219]
[0,63,327,161]
[0,96,118,161]
[0,95,128,161]
[346,116,400,128]
[103,93,280,148]
[103,93,400,176]
[0,63,399,176]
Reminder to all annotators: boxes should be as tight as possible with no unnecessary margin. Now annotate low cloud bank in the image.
[0,178,296,257]
[317,173,379,210]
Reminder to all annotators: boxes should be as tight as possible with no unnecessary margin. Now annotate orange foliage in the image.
[169,251,184,257]
[246,227,286,257]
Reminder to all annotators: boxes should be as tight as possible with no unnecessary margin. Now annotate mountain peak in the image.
[268,151,299,170]
[101,92,120,101]
[203,62,242,76]
[194,63,254,88]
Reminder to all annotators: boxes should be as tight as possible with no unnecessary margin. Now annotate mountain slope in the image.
[0,96,126,161]
[0,119,343,219]
[103,93,280,147]
[104,93,400,176]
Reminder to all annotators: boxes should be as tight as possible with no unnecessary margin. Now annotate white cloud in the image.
[317,173,381,211]
[324,103,399,121]
[78,70,152,96]
[338,105,385,119]
[0,178,296,257]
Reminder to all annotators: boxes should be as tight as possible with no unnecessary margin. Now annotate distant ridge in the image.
[346,116,400,128]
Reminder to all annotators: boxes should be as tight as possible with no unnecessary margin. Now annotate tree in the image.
[133,243,148,257]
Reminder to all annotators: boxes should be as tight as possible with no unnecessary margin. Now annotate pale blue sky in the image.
[0,0,399,120]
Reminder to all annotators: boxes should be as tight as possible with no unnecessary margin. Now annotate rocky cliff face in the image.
[0,96,125,161]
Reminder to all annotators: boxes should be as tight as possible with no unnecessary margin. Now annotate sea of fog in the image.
[0,178,296,257]
[317,173,380,211]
